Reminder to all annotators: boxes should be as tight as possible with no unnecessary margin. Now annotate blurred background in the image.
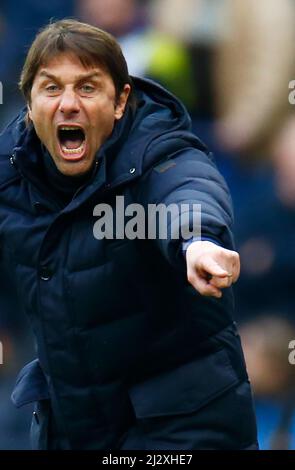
[0,0,295,450]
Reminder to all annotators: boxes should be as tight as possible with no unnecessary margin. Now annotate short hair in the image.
[19,19,134,106]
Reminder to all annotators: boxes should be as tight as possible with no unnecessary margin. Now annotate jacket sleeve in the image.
[136,136,235,271]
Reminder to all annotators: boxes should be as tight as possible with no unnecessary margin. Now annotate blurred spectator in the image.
[233,111,295,321]
[241,316,295,449]
[152,0,295,158]
[77,0,144,37]
[272,114,295,209]
[151,0,225,118]
[150,0,225,46]
[214,0,295,158]
[76,0,196,110]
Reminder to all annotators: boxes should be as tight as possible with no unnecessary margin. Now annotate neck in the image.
[41,146,93,205]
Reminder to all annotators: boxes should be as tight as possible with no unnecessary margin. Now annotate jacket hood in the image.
[131,76,192,135]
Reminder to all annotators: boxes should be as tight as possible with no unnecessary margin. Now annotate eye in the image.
[80,84,95,94]
[45,84,60,93]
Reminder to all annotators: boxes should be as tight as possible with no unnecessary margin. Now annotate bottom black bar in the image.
[0,450,293,466]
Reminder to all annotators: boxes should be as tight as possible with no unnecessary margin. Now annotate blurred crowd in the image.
[0,0,295,450]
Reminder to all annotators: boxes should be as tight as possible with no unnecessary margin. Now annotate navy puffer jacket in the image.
[0,78,248,449]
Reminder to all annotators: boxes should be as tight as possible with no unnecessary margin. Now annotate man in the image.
[0,20,258,450]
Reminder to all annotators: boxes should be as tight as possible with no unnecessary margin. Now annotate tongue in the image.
[63,137,84,150]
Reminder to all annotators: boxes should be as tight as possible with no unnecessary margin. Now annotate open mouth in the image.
[57,126,86,160]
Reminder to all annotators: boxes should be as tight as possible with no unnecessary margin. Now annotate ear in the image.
[114,84,131,120]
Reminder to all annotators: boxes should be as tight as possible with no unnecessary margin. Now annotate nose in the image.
[58,89,80,116]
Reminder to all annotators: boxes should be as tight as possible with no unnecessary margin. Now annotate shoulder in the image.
[141,129,228,197]
[143,129,213,169]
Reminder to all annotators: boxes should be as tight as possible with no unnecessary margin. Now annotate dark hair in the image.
[19,19,134,106]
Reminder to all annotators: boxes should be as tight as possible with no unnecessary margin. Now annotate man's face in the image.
[29,53,130,177]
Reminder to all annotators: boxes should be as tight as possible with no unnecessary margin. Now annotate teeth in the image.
[61,142,85,154]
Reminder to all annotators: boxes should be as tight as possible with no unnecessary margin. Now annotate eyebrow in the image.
[37,70,103,82]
